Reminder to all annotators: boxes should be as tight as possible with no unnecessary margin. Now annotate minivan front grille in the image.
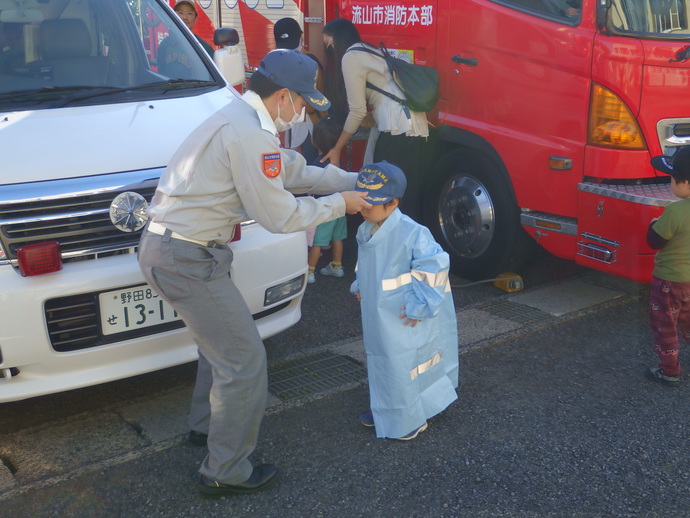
[0,170,162,264]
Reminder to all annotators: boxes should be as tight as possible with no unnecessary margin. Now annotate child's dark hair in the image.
[383,198,401,210]
[312,116,342,154]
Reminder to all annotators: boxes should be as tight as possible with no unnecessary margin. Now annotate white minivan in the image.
[0,0,307,402]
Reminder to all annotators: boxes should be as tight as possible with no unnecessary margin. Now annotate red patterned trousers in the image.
[649,276,690,377]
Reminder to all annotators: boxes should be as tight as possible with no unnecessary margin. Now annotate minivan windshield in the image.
[607,0,690,38]
[0,0,220,110]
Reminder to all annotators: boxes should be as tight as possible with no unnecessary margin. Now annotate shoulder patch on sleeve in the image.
[262,153,282,178]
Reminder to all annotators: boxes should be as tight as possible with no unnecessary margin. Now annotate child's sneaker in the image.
[320,263,344,278]
[307,272,316,284]
[647,367,680,387]
[396,422,428,441]
[359,411,374,427]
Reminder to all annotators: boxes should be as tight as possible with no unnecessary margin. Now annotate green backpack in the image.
[347,42,440,115]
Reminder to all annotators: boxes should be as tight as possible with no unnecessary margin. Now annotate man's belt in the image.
[146,221,228,248]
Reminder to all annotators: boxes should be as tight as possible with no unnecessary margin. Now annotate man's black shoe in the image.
[198,464,279,497]
[188,430,208,446]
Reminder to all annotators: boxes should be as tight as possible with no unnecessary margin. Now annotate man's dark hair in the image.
[248,70,284,98]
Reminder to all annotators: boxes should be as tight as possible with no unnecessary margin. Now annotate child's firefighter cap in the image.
[355,161,407,204]
[651,146,690,182]
[256,49,330,111]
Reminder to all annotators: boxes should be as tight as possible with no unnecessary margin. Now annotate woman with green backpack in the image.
[320,18,431,222]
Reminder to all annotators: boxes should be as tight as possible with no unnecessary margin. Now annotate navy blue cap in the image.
[651,146,690,182]
[256,49,330,111]
[355,161,407,204]
[274,18,302,50]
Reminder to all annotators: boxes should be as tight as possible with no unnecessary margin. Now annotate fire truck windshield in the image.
[607,0,690,39]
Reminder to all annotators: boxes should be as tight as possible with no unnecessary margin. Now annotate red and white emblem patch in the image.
[262,153,281,178]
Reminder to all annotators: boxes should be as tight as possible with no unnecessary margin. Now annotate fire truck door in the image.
[442,1,593,218]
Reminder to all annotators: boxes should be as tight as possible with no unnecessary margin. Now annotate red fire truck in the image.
[203,0,690,284]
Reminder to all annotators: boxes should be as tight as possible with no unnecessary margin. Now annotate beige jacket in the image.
[341,43,428,138]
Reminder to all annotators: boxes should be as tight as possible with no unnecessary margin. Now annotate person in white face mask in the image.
[138,49,371,499]
[274,89,306,132]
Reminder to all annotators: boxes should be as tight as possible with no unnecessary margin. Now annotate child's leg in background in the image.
[307,245,321,283]
[308,245,322,269]
[328,217,347,268]
[331,240,343,265]
[649,277,690,377]
[320,217,347,277]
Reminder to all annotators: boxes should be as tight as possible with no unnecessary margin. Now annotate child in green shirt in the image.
[647,146,690,386]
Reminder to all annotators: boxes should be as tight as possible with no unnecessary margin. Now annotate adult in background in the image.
[158,0,213,78]
[138,49,371,498]
[273,17,325,163]
[321,18,429,222]
[173,0,214,57]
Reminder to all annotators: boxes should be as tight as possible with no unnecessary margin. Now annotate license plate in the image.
[99,285,180,336]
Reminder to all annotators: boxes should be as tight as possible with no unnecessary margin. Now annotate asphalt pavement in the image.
[3,251,690,517]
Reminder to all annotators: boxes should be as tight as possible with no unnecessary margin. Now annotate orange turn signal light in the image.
[588,83,646,150]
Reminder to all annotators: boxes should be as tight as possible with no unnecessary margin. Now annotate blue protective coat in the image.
[350,209,459,438]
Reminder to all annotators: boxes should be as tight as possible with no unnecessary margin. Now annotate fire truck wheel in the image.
[425,149,536,281]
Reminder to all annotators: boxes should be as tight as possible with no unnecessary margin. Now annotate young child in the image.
[307,117,348,283]
[350,161,459,439]
[647,146,690,386]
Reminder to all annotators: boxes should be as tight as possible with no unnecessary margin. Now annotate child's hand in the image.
[321,147,341,167]
[354,292,361,302]
[400,306,420,327]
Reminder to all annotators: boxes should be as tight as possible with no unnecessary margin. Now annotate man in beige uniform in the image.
[138,50,370,497]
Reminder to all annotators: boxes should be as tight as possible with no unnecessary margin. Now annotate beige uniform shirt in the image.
[149,90,357,243]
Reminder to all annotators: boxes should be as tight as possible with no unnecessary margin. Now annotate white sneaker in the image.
[396,422,428,441]
[307,272,316,284]
[320,264,344,278]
